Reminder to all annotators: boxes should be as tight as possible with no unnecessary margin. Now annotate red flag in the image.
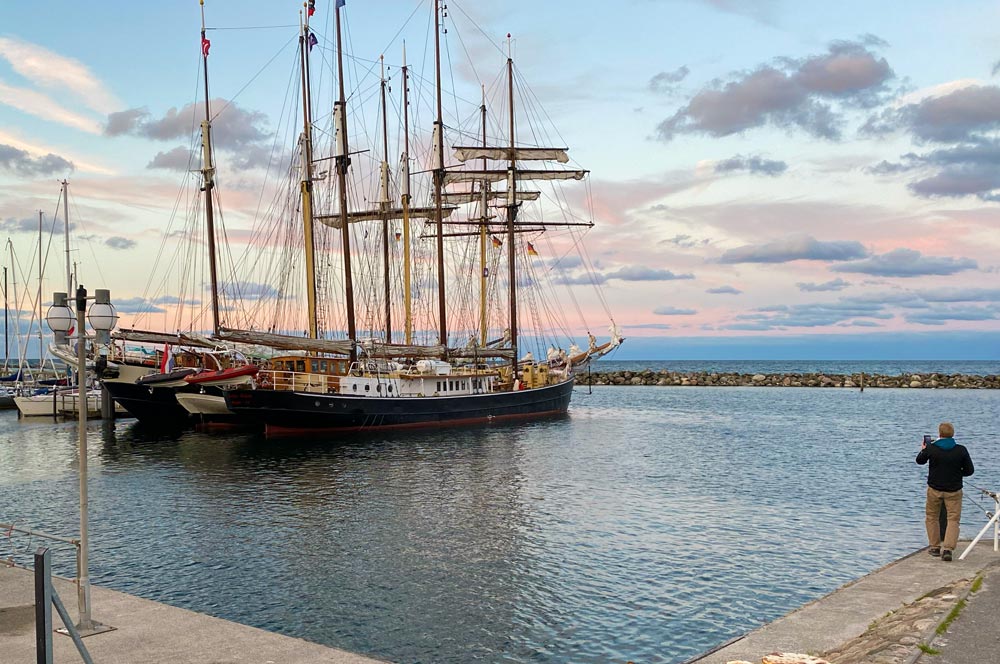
[202,37,211,57]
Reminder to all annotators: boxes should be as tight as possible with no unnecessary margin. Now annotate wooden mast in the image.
[479,85,488,346]
[401,44,413,344]
[299,7,319,339]
[379,56,392,344]
[432,0,448,348]
[505,35,519,368]
[334,1,358,361]
[200,0,221,335]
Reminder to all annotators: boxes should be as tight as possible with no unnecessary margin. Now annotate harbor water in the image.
[3,384,1000,663]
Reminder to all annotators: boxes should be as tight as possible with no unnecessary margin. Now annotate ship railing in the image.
[259,369,336,394]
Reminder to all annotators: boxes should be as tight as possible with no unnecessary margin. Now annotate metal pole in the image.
[75,284,93,631]
[994,494,999,552]
[35,547,53,664]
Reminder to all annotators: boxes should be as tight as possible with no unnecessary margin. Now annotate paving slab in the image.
[689,541,1000,664]
[0,563,386,664]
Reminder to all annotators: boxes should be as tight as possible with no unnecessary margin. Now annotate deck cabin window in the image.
[320,360,328,372]
[296,360,305,373]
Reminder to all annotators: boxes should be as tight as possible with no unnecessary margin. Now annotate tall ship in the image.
[108,0,623,434]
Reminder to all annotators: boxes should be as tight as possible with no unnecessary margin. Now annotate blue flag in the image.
[308,33,318,51]
[336,0,345,7]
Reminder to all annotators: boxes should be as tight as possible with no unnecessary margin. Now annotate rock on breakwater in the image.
[574,370,1000,389]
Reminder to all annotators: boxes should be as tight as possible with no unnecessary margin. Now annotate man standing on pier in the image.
[916,422,974,562]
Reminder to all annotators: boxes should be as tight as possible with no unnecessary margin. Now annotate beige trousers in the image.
[925,487,963,551]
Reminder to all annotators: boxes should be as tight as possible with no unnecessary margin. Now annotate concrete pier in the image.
[689,541,1000,663]
[0,563,385,663]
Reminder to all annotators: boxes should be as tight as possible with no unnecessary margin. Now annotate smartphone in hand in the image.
[923,434,933,447]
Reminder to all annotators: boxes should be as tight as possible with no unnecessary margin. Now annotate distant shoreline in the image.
[574,370,1000,388]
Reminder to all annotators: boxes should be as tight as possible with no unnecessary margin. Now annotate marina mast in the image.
[298,6,319,339]
[334,1,358,360]
[199,0,221,335]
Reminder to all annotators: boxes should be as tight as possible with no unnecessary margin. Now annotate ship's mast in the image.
[36,210,44,372]
[61,180,71,296]
[379,56,392,344]
[200,0,221,335]
[334,1,357,361]
[479,85,489,346]
[299,8,319,339]
[432,0,448,348]
[401,44,413,345]
[505,35,519,367]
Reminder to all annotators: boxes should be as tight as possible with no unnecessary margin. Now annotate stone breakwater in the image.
[574,370,1000,389]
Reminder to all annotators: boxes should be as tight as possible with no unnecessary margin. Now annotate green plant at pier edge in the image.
[936,598,967,635]
[918,643,940,655]
[970,575,983,593]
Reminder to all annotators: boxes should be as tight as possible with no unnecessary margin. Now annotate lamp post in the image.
[46,285,117,635]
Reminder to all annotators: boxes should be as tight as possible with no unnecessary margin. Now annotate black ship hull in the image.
[103,380,197,425]
[224,379,575,436]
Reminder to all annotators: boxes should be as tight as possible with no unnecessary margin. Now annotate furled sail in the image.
[440,190,540,204]
[113,328,218,348]
[216,328,354,355]
[315,205,457,229]
[443,169,588,185]
[452,147,569,163]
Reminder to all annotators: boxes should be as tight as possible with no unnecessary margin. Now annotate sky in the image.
[1,0,999,360]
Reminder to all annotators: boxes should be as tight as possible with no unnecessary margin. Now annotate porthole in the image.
[365,384,370,392]
[353,384,358,392]
[387,385,393,393]
[376,384,382,393]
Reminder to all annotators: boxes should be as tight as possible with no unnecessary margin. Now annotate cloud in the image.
[0,217,40,233]
[0,37,120,113]
[147,146,193,171]
[832,248,977,277]
[719,235,869,264]
[219,281,289,301]
[904,305,999,326]
[152,295,202,306]
[551,273,608,286]
[915,287,1000,303]
[114,297,165,314]
[694,0,781,25]
[714,154,788,176]
[796,278,851,292]
[0,79,102,134]
[0,144,74,176]
[706,285,742,294]
[726,299,894,330]
[106,99,269,148]
[628,323,672,330]
[654,306,697,315]
[657,38,893,141]
[605,265,695,281]
[662,234,711,249]
[105,236,136,250]
[864,85,1000,143]
[649,66,690,92]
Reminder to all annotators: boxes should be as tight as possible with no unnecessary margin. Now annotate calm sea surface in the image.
[592,359,999,376]
[3,385,1000,663]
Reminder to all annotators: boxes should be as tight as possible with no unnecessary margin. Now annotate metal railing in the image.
[2,522,88,624]
[35,547,95,664]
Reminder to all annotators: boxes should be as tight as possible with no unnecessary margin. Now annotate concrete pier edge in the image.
[685,542,1000,664]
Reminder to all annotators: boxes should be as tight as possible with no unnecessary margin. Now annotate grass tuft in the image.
[936,599,967,635]
[918,643,940,655]
[971,575,983,593]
